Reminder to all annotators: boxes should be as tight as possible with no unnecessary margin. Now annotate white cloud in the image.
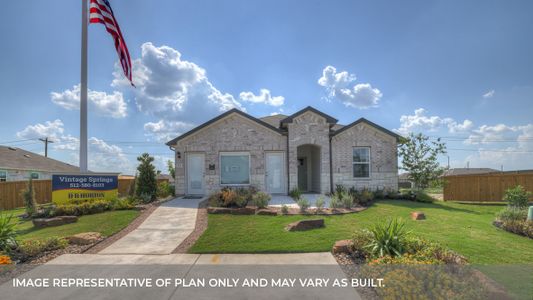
[51,84,127,118]
[239,89,284,106]
[446,119,474,133]
[318,65,382,109]
[465,124,517,145]
[144,120,194,142]
[16,119,65,141]
[396,108,473,135]
[112,42,243,124]
[482,89,495,98]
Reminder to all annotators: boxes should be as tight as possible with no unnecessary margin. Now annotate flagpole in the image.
[80,0,88,173]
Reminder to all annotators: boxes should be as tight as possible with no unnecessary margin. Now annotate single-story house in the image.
[0,146,80,181]
[166,106,401,196]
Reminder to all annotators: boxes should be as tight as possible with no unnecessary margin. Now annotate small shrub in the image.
[340,191,353,209]
[329,194,341,209]
[352,229,373,257]
[157,181,173,198]
[501,220,533,239]
[208,191,223,207]
[374,189,385,200]
[22,178,38,217]
[17,237,68,260]
[289,188,302,200]
[51,200,113,217]
[221,188,238,206]
[252,192,271,209]
[335,184,347,196]
[110,197,134,210]
[365,218,410,258]
[315,197,325,212]
[139,193,153,204]
[0,213,17,254]
[360,189,374,205]
[496,207,527,222]
[0,255,12,265]
[348,187,360,205]
[281,205,289,214]
[297,197,310,213]
[385,189,399,199]
[504,185,531,209]
[413,191,434,203]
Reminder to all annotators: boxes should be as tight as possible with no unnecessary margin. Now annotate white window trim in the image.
[0,170,7,182]
[219,152,251,186]
[353,147,371,179]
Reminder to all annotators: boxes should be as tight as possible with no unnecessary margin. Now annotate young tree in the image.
[167,160,175,179]
[399,133,447,190]
[22,178,38,217]
[135,153,157,199]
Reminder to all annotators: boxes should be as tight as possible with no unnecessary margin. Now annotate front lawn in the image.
[190,200,533,265]
[4,208,140,242]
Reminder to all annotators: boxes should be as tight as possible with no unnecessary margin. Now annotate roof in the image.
[166,108,283,146]
[259,114,288,128]
[398,173,411,180]
[442,168,500,177]
[332,117,402,141]
[280,106,338,124]
[0,146,80,173]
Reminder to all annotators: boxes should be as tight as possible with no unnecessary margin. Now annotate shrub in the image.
[365,218,410,258]
[17,237,68,260]
[289,188,302,200]
[315,197,325,212]
[352,229,373,257]
[385,189,399,199]
[360,189,374,205]
[496,207,527,222]
[252,192,271,209]
[110,197,134,210]
[0,213,17,254]
[22,178,38,217]
[297,197,310,213]
[0,255,12,265]
[208,191,223,207]
[281,205,289,214]
[329,194,341,209]
[221,188,238,206]
[413,191,434,203]
[135,153,158,200]
[340,191,353,209]
[157,181,173,198]
[51,200,113,216]
[504,185,531,209]
[335,184,347,196]
[501,220,533,239]
[374,189,385,200]
[404,237,467,265]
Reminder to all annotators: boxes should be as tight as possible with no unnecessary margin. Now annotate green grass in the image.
[2,208,140,242]
[190,200,532,265]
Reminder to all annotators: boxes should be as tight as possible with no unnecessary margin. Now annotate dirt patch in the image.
[172,200,207,253]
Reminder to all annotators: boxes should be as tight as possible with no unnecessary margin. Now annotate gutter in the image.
[329,135,333,194]
[286,132,290,195]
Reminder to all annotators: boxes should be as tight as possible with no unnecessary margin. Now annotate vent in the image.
[24,154,31,158]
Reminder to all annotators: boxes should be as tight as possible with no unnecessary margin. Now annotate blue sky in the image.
[1,0,532,174]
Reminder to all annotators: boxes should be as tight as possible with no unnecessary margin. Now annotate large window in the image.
[30,172,39,180]
[353,147,370,178]
[220,152,250,185]
[0,170,6,182]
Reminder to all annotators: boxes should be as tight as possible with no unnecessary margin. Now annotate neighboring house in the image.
[166,106,400,196]
[398,173,413,189]
[442,168,499,177]
[0,146,79,181]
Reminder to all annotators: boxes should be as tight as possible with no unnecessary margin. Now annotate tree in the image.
[167,160,175,179]
[135,153,157,199]
[22,178,38,217]
[398,133,447,190]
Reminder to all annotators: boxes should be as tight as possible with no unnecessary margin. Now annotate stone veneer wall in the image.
[173,113,286,195]
[331,122,398,191]
[287,111,331,193]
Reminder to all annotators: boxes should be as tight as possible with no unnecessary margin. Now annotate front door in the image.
[297,157,308,191]
[187,153,205,195]
[266,152,284,194]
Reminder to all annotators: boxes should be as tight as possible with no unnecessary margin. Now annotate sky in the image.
[1,0,532,175]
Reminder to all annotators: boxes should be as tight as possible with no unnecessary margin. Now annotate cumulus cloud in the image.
[465,124,517,145]
[482,90,495,98]
[239,89,284,106]
[318,65,382,109]
[144,120,195,142]
[50,84,127,118]
[16,119,65,141]
[396,108,474,135]
[112,42,243,124]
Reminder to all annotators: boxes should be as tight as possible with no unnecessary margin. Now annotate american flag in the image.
[89,0,134,86]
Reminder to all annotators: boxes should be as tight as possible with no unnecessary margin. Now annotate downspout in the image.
[329,135,334,194]
[286,133,290,195]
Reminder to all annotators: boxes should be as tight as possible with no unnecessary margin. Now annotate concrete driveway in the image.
[99,197,203,255]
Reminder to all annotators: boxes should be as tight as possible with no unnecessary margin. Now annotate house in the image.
[442,168,500,177]
[398,173,413,189]
[0,146,79,181]
[166,106,401,196]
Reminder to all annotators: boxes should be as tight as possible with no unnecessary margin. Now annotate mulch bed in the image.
[207,205,368,215]
[333,252,379,300]
[172,200,208,253]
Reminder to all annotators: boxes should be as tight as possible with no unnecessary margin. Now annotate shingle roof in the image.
[0,146,80,173]
[442,168,500,177]
[259,114,288,128]
[280,106,338,124]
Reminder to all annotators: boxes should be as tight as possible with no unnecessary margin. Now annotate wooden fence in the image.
[0,178,170,210]
[443,171,533,202]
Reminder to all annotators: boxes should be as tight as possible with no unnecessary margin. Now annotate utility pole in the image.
[39,137,54,157]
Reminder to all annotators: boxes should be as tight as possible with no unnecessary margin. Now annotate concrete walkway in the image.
[99,197,203,255]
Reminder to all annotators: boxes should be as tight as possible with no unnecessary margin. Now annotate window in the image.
[0,170,6,182]
[30,172,39,180]
[220,152,250,185]
[353,147,370,178]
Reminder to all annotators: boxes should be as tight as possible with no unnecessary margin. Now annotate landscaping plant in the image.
[0,213,17,254]
[157,181,174,198]
[281,205,289,215]
[252,192,271,209]
[22,178,38,217]
[329,194,341,209]
[365,218,410,258]
[503,185,532,209]
[15,237,68,261]
[341,191,353,209]
[135,153,158,201]
[413,190,435,203]
[496,207,527,222]
[315,196,325,212]
[289,187,302,200]
[297,197,310,213]
[359,188,374,205]
[335,184,347,196]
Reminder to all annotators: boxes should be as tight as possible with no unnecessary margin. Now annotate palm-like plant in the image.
[0,212,18,253]
[365,218,409,258]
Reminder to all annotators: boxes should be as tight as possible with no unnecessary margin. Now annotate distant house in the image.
[442,168,499,177]
[398,173,413,189]
[0,146,79,181]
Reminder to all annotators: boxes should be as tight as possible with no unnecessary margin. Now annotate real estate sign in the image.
[52,174,118,203]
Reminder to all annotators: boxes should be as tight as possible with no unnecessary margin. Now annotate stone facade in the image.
[174,113,286,195]
[331,122,398,191]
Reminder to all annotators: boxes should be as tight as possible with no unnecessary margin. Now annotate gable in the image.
[280,106,338,124]
[332,118,401,141]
